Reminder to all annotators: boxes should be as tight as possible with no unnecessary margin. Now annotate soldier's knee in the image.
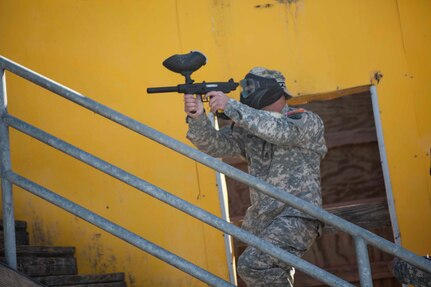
[237,249,265,282]
[236,263,249,281]
[237,251,295,287]
[237,252,253,279]
[390,256,431,286]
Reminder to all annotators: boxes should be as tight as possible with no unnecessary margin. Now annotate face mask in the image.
[240,74,284,109]
[239,73,280,98]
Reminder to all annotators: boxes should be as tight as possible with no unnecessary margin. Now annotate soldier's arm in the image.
[223,99,323,146]
[186,112,245,158]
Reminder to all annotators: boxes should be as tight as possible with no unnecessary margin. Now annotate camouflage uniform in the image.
[391,256,431,287]
[186,69,327,286]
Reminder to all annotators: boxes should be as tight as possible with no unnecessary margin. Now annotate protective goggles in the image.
[239,73,283,98]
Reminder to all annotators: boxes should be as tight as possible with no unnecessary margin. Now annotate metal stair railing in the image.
[0,56,430,287]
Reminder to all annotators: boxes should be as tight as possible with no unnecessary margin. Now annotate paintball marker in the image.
[147,51,238,118]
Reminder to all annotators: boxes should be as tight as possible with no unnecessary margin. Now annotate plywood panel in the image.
[295,92,376,135]
[321,143,386,204]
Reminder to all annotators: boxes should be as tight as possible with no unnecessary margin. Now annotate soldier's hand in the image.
[205,91,229,114]
[184,94,204,118]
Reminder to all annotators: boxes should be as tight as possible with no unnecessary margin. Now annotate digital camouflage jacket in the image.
[187,99,327,234]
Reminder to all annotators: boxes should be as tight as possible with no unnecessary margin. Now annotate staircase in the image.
[1,220,127,287]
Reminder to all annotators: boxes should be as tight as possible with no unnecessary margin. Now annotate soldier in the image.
[184,67,327,287]
[390,256,431,287]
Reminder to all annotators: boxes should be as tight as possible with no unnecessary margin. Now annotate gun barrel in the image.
[147,86,179,93]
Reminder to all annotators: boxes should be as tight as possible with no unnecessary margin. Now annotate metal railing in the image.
[0,56,430,287]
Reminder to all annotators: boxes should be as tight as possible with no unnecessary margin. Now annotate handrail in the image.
[1,55,430,286]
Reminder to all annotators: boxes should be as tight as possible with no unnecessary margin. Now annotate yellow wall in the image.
[0,0,430,286]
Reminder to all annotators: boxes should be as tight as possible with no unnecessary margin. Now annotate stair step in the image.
[17,256,77,277]
[0,220,126,286]
[0,230,30,246]
[47,283,126,287]
[1,245,75,257]
[0,220,29,246]
[0,220,28,230]
[34,273,126,286]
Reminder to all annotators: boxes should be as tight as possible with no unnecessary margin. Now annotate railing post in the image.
[0,67,17,269]
[355,236,373,287]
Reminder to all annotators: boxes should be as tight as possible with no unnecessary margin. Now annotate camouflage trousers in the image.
[390,256,431,287]
[237,216,321,287]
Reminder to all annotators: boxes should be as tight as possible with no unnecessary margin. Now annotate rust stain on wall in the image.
[82,233,117,274]
[255,0,300,9]
[128,273,136,286]
[31,220,52,245]
[255,3,274,9]
[26,201,56,246]
[276,0,300,3]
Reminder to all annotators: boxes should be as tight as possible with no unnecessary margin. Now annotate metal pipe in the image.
[216,171,236,285]
[1,56,430,274]
[0,68,17,269]
[355,237,373,287]
[213,114,236,285]
[370,85,402,244]
[5,114,353,287]
[5,171,234,287]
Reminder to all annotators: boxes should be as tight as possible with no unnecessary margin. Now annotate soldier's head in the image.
[239,67,292,111]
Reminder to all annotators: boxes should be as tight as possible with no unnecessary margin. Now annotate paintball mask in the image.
[239,67,292,110]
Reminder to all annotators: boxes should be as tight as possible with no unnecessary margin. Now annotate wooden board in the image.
[14,256,77,277]
[303,226,394,267]
[34,273,125,286]
[0,246,75,257]
[323,197,391,233]
[57,282,126,287]
[295,261,397,287]
[296,227,398,286]
[0,230,30,246]
[296,92,376,135]
[0,220,30,246]
[0,220,28,230]
[287,85,371,106]
[324,127,377,149]
[320,143,386,204]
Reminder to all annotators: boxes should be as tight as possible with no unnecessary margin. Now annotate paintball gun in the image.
[147,51,238,119]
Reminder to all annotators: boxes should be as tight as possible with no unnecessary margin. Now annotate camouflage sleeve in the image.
[186,112,245,158]
[223,99,323,147]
